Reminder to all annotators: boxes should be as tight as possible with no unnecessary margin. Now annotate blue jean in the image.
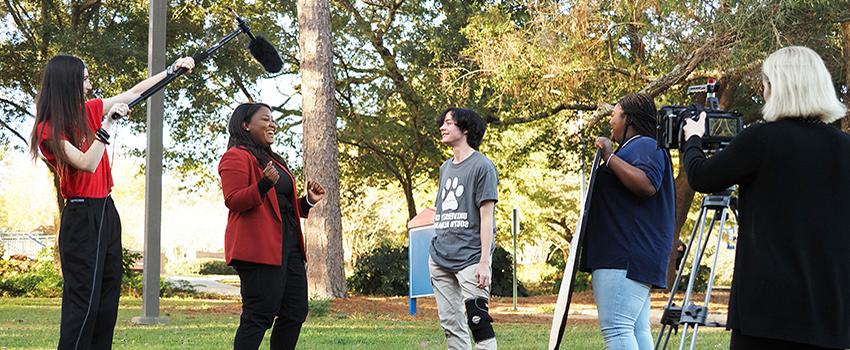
[592,269,653,350]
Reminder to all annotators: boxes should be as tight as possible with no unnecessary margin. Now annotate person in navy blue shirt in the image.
[579,93,675,350]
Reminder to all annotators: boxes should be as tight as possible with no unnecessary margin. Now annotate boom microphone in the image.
[114,12,285,119]
[236,15,284,74]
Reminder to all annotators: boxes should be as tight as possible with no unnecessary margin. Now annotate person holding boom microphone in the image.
[218,102,326,350]
[29,54,194,349]
[579,93,676,350]
[682,46,850,350]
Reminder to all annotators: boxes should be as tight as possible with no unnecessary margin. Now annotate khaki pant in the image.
[429,258,498,350]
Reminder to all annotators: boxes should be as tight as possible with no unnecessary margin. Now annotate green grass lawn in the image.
[0,298,730,349]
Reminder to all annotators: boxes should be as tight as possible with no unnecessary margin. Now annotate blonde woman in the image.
[682,46,849,349]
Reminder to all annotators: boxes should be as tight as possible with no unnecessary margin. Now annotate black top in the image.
[682,118,850,348]
[232,163,307,268]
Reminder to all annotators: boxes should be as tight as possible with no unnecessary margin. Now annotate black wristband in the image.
[96,128,110,140]
[95,135,110,145]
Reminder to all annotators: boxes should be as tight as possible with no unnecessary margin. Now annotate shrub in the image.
[347,243,408,296]
[0,248,200,298]
[540,247,592,294]
[0,251,63,297]
[160,279,199,297]
[198,260,237,275]
[347,243,526,297]
[308,298,331,317]
[120,248,201,297]
[121,248,144,296]
[679,265,711,293]
[490,246,528,297]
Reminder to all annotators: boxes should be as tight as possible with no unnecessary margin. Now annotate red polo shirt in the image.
[37,99,113,199]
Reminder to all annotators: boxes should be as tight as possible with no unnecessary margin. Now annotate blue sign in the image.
[409,226,436,298]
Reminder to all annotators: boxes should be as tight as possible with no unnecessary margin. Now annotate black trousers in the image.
[233,250,308,350]
[730,329,843,350]
[58,197,123,350]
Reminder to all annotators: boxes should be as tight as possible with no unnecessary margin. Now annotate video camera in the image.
[656,79,743,151]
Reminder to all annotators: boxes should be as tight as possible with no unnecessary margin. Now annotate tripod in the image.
[655,189,737,350]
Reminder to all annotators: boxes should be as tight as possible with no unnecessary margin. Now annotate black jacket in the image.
[682,118,850,348]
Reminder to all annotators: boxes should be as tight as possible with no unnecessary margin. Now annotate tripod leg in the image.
[678,205,721,350]
[682,208,716,309]
[678,323,690,350]
[689,324,700,350]
[662,328,673,349]
[655,324,667,349]
[702,208,730,309]
[656,206,708,350]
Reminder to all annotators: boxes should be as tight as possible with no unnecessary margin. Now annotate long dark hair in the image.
[617,93,657,142]
[29,55,91,168]
[226,102,287,168]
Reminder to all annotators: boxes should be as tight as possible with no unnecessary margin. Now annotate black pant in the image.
[233,251,308,350]
[58,197,123,350]
[730,329,843,350]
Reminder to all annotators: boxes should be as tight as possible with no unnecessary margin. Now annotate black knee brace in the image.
[465,297,495,342]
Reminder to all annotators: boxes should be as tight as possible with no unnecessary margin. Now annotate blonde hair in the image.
[761,46,847,123]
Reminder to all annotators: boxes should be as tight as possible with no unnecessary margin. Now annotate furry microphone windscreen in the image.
[249,36,283,73]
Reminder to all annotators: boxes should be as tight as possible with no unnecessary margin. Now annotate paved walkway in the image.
[167,275,240,296]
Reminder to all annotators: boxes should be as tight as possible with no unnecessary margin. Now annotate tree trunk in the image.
[297,0,346,298]
[401,176,418,220]
[842,22,850,133]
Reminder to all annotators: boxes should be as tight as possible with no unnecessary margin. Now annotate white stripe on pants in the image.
[429,257,497,350]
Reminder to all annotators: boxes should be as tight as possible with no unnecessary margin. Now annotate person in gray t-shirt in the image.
[429,108,498,350]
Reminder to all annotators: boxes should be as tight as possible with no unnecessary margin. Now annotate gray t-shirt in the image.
[429,151,499,271]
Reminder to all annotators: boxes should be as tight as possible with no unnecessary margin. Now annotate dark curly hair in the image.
[435,108,486,149]
[617,93,658,141]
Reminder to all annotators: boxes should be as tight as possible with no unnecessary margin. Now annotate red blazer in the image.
[219,146,309,266]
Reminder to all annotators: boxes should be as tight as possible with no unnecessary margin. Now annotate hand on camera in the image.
[262,161,280,184]
[683,111,707,141]
[595,137,614,161]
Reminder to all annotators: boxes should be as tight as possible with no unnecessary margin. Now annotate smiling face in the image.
[242,106,276,147]
[439,111,468,147]
[609,104,628,143]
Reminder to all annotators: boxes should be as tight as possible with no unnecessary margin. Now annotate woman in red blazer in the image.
[219,102,325,350]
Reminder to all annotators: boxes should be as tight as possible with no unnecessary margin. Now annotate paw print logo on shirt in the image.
[441,177,464,211]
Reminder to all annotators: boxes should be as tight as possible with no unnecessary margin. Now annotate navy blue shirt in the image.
[579,136,675,288]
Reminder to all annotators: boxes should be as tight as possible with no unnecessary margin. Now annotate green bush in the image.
[0,251,63,297]
[347,243,526,297]
[308,298,331,317]
[120,248,200,297]
[490,246,528,297]
[0,248,200,298]
[541,247,592,294]
[347,244,408,296]
[121,249,143,296]
[679,265,711,293]
[160,279,199,297]
[198,260,237,275]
